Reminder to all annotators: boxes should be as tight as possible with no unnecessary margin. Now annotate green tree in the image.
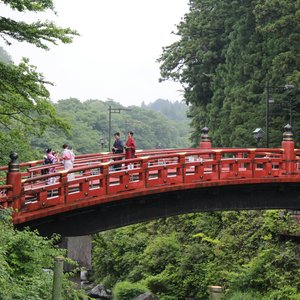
[29,98,191,156]
[159,0,300,147]
[0,0,77,49]
[0,0,78,162]
[0,209,85,299]
[92,211,300,299]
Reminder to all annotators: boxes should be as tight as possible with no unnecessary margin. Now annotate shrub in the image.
[113,281,148,300]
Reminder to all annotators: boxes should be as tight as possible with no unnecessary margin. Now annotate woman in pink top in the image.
[46,148,58,184]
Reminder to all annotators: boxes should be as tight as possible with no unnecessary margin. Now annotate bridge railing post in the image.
[6,152,24,211]
[248,149,256,178]
[101,162,110,194]
[178,153,186,183]
[141,157,149,188]
[59,171,69,203]
[213,150,222,180]
[281,124,296,175]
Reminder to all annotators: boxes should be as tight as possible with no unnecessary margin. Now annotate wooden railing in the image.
[0,146,299,224]
[1,125,300,225]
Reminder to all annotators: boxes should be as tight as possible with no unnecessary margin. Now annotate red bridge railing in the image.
[1,125,300,225]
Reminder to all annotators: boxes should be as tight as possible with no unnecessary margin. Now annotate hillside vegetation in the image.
[93,211,300,300]
[32,98,191,155]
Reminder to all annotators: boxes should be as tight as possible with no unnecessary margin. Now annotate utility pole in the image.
[289,97,293,126]
[265,81,270,148]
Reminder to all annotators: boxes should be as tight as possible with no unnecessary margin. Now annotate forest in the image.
[0,0,300,299]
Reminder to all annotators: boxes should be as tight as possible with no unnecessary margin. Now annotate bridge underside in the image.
[17,183,300,237]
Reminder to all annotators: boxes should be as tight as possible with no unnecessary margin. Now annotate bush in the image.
[226,290,263,300]
[113,281,148,300]
[0,209,86,299]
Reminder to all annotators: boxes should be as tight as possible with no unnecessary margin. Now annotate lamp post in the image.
[265,81,270,148]
[253,128,264,147]
[100,139,105,151]
[265,81,295,148]
[108,106,131,151]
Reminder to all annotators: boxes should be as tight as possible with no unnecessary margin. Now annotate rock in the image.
[134,292,159,300]
[88,284,112,299]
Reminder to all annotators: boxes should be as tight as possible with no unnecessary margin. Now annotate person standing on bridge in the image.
[112,132,124,170]
[61,144,74,180]
[68,145,76,164]
[125,131,136,160]
[46,148,58,184]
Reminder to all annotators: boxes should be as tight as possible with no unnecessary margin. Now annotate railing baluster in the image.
[1,137,299,226]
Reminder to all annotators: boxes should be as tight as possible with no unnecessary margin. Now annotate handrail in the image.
[0,146,299,225]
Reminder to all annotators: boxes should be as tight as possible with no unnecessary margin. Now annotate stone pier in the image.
[60,235,92,272]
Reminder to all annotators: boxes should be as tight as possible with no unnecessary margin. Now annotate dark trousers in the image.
[113,155,123,170]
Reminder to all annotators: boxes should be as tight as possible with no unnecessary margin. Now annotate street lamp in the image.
[108,106,131,151]
[265,81,295,147]
[252,128,264,146]
[100,139,105,151]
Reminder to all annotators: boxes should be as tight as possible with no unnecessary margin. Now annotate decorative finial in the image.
[282,124,293,141]
[8,151,19,172]
[201,127,210,142]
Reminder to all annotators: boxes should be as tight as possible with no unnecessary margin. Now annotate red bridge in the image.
[1,126,300,236]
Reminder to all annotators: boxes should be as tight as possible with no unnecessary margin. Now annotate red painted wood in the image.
[0,147,299,225]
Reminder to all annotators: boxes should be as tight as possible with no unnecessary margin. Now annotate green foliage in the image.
[92,225,149,287]
[30,98,191,156]
[143,99,188,122]
[0,0,77,162]
[0,66,64,160]
[0,57,70,131]
[0,209,85,299]
[142,235,180,275]
[112,281,148,300]
[1,0,78,49]
[159,0,300,147]
[226,290,263,300]
[227,243,300,299]
[92,211,300,299]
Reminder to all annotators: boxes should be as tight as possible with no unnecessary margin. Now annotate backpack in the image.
[44,157,52,165]
[41,157,52,175]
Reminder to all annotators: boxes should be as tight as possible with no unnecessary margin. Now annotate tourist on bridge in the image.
[68,145,76,164]
[112,132,124,170]
[61,144,74,180]
[45,148,58,184]
[125,131,136,160]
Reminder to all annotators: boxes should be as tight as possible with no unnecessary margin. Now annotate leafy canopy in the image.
[0,209,85,299]
[0,0,78,161]
[0,0,77,49]
[159,0,300,147]
[92,211,300,300]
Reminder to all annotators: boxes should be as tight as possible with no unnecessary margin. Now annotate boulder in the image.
[88,284,112,299]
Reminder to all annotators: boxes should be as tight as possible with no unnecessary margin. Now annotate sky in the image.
[1,0,189,107]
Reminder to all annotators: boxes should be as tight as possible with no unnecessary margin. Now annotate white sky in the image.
[1,0,189,106]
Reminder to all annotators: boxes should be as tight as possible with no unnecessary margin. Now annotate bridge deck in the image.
[1,146,300,228]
